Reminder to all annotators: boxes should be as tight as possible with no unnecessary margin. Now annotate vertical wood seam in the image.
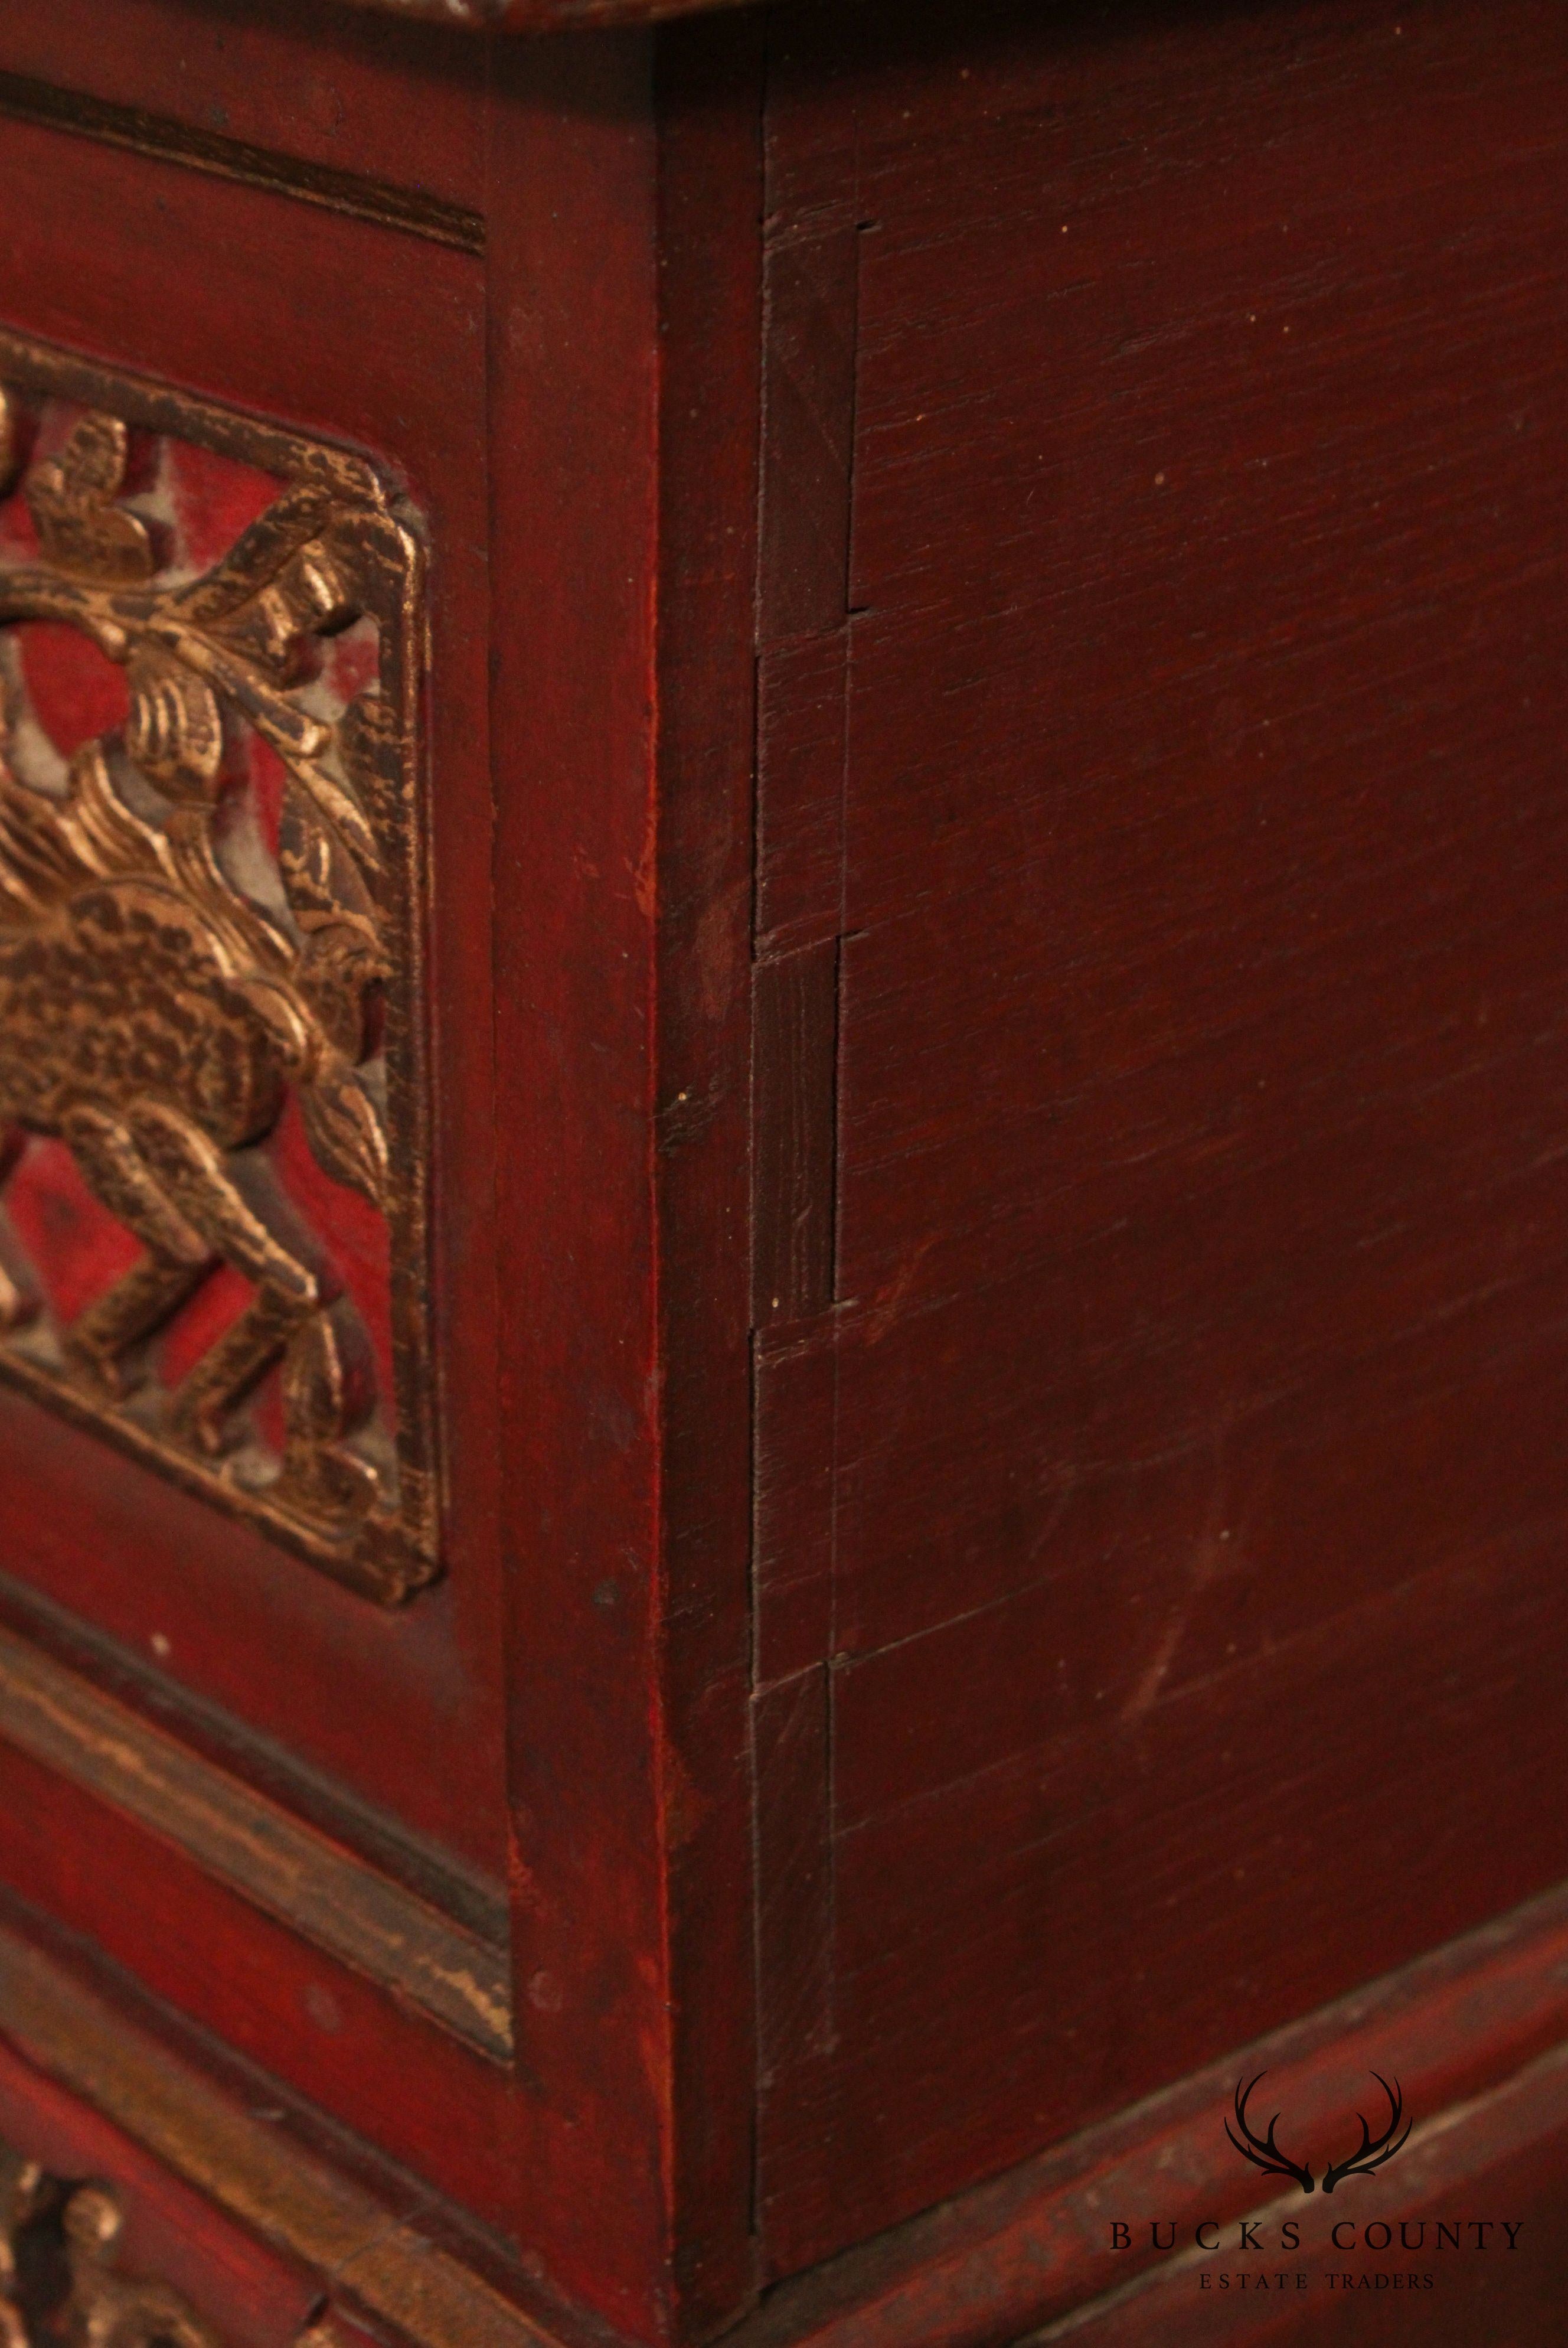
[753,56,865,2276]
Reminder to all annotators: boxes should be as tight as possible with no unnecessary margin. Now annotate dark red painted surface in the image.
[740,1880,1568,2348]
[0,23,759,2343]
[0,2,1564,2345]
[0,0,488,209]
[752,0,1568,2286]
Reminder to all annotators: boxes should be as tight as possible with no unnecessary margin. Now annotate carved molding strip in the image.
[0,1625,511,2062]
[0,335,437,1604]
[0,1929,551,2348]
[0,72,485,255]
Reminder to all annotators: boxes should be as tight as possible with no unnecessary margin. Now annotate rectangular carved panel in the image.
[0,334,435,1603]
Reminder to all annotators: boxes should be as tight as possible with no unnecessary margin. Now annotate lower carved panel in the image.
[0,2145,220,2348]
[0,1923,544,2348]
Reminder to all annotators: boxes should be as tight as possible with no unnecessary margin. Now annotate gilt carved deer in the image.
[0,383,434,1600]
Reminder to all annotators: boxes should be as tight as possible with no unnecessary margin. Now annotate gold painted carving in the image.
[0,2146,219,2348]
[0,338,436,1603]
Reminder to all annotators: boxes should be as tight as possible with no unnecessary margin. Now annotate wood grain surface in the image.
[0,1,1564,2343]
[4,1808,1568,2348]
[741,1879,1568,2348]
[488,22,765,2341]
[753,0,1568,2283]
[0,0,488,212]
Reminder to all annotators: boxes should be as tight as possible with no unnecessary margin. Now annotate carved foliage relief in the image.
[0,338,436,1603]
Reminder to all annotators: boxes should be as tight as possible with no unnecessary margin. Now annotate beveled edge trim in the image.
[0,70,485,252]
[0,1922,548,2348]
[0,1567,505,1947]
[0,1628,511,2065]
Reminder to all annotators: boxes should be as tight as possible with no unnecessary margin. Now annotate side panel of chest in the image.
[752,0,1568,2279]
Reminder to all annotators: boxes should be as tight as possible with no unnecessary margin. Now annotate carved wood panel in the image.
[0,2142,222,2348]
[0,335,435,1603]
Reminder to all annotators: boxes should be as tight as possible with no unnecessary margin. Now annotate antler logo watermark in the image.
[1226,2072,1412,2196]
[1110,2071,1518,2284]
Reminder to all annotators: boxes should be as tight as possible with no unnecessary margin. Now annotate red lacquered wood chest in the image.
[0,1,1563,2343]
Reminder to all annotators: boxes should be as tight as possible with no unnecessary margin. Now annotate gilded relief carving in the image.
[0,337,436,1602]
[0,2148,220,2348]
